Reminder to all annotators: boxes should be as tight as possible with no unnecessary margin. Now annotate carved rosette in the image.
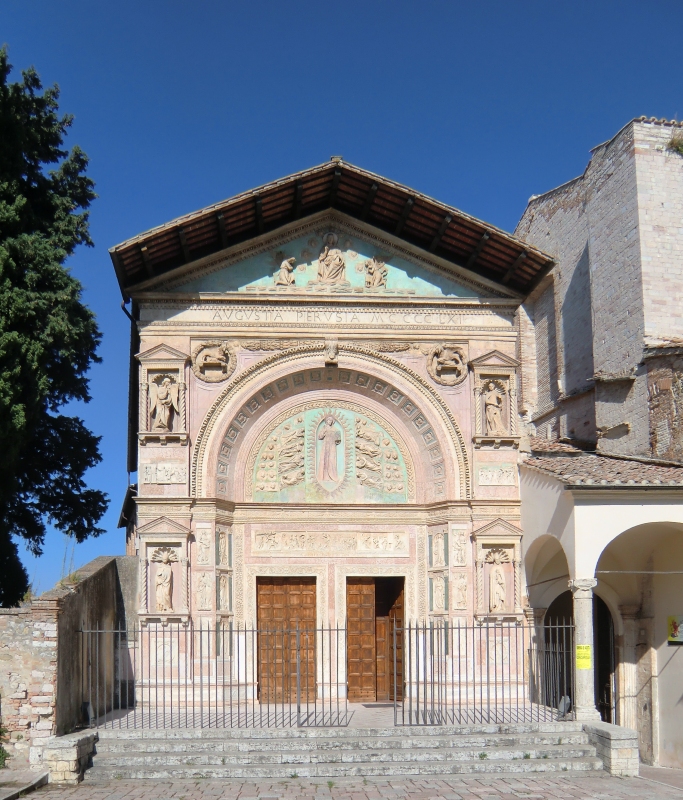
[191,341,236,383]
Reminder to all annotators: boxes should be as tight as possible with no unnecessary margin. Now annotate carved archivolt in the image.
[191,343,470,499]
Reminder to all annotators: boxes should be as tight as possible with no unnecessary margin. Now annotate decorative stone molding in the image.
[469,350,520,449]
[136,516,191,622]
[191,344,469,500]
[191,340,236,383]
[136,344,189,445]
[252,529,409,557]
[472,518,522,619]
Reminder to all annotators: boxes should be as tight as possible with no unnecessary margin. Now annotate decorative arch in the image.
[191,343,470,501]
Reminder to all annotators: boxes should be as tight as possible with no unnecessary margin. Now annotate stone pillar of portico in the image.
[619,605,640,730]
[569,578,602,721]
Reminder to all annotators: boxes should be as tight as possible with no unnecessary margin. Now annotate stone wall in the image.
[0,555,137,765]
[515,118,683,459]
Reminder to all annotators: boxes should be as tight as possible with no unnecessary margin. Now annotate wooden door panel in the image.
[256,577,316,703]
[347,578,376,702]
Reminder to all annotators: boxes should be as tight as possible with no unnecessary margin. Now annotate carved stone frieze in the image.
[141,462,187,484]
[252,530,409,557]
[191,341,236,383]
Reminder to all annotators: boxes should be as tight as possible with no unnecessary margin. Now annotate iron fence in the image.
[393,620,575,725]
[79,623,349,729]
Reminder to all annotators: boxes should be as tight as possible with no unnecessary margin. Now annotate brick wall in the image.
[515,119,683,459]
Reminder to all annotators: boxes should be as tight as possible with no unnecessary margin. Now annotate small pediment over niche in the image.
[469,350,520,369]
[136,344,190,364]
[165,217,503,300]
[472,518,521,539]
[137,516,190,536]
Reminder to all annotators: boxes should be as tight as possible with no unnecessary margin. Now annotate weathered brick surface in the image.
[515,119,683,461]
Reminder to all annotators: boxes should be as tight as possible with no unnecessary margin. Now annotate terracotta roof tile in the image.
[529,437,585,454]
[523,453,683,486]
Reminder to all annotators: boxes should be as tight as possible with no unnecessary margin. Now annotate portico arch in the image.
[192,343,470,502]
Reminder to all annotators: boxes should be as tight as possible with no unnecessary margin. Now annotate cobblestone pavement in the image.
[32,776,683,800]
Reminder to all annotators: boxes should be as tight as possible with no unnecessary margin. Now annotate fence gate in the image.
[79,622,348,729]
[393,620,575,725]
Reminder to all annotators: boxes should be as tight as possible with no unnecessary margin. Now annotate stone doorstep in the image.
[582,722,639,777]
[29,731,98,785]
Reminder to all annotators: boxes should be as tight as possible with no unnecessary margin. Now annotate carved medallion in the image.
[427,344,468,386]
[191,341,236,383]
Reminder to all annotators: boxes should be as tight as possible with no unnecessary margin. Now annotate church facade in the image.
[110,118,683,764]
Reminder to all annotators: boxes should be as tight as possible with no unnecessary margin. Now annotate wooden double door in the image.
[347,577,404,702]
[256,577,316,703]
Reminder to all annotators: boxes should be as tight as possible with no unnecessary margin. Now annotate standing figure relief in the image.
[151,547,178,613]
[317,416,342,483]
[484,381,506,436]
[149,375,179,432]
[486,549,510,613]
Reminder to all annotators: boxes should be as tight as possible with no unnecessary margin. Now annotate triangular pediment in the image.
[472,518,522,538]
[151,214,510,300]
[137,516,190,535]
[136,344,190,363]
[469,350,520,368]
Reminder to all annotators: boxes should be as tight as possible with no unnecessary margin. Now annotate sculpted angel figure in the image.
[150,376,179,432]
[317,416,342,483]
[484,381,506,435]
[153,550,175,612]
[364,257,388,289]
[489,552,507,613]
[275,256,297,286]
[317,233,346,284]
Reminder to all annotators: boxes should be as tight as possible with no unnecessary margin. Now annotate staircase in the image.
[85,723,605,780]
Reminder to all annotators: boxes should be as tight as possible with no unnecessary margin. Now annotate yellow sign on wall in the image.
[576,644,592,670]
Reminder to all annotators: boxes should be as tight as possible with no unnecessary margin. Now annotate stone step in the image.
[84,756,604,780]
[95,732,591,754]
[94,721,584,740]
[91,744,597,767]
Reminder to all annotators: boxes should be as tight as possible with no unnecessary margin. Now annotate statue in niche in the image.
[433,576,446,612]
[149,376,179,431]
[484,381,506,435]
[196,572,212,611]
[274,256,297,286]
[316,233,346,284]
[317,416,342,484]
[196,529,211,565]
[364,257,388,289]
[152,547,177,613]
[433,532,445,567]
[487,550,508,613]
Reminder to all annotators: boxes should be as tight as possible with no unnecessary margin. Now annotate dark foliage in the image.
[0,48,108,605]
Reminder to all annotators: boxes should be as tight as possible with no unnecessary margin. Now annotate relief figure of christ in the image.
[317,417,342,483]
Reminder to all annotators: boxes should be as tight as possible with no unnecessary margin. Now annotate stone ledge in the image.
[583,722,639,777]
[29,731,98,785]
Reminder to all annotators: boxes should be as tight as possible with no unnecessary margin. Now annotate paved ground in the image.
[30,775,683,800]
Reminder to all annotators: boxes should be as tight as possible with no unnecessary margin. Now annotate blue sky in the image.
[2,0,681,594]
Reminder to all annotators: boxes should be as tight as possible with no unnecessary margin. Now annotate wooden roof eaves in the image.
[123,208,525,302]
[110,160,552,263]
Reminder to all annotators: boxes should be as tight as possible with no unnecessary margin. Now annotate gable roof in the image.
[110,159,554,298]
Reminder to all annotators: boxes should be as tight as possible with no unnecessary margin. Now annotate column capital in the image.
[568,578,597,597]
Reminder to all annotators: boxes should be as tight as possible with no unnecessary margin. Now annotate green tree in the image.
[0,48,108,606]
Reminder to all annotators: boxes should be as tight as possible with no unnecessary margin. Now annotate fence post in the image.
[296,623,301,728]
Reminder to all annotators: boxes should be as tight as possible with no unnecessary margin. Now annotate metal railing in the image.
[79,622,348,729]
[393,620,574,725]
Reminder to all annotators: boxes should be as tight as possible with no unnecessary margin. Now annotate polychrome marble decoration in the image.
[252,407,409,503]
